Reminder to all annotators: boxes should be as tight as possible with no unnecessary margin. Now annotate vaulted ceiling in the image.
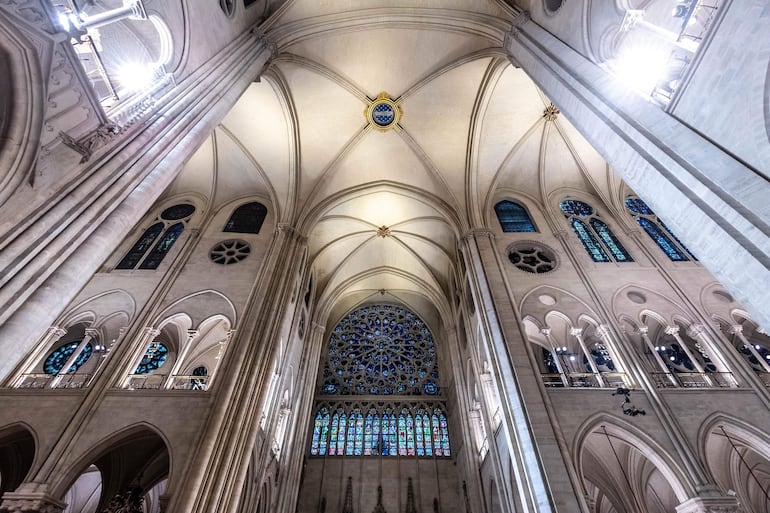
[162,0,623,316]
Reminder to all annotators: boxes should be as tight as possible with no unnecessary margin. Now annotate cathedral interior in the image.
[0,0,769,512]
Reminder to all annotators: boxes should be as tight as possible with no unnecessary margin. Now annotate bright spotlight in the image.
[613,46,668,95]
[116,62,155,92]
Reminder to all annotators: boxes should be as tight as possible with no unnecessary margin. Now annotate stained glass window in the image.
[320,305,440,396]
[439,411,450,456]
[44,342,93,375]
[311,407,330,456]
[560,199,632,263]
[405,410,415,456]
[117,204,195,270]
[134,342,168,374]
[364,409,379,455]
[432,411,442,457]
[398,412,407,456]
[116,223,163,269]
[329,409,341,456]
[383,410,397,456]
[494,200,536,233]
[624,197,694,261]
[224,202,268,234]
[415,411,425,456]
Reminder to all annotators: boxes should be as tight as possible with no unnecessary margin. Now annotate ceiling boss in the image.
[364,92,403,131]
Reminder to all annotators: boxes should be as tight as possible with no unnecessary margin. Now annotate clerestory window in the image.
[494,200,537,233]
[116,204,195,270]
[624,197,696,261]
[560,199,632,263]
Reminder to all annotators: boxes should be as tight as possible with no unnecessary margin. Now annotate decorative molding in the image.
[377,225,391,238]
[59,122,123,163]
[543,103,560,121]
[675,497,744,513]
[0,494,66,513]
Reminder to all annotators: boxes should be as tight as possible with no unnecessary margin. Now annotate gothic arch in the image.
[573,415,693,507]
[0,422,37,494]
[0,15,45,207]
[54,423,171,507]
[58,289,137,328]
[700,414,770,513]
[153,290,237,329]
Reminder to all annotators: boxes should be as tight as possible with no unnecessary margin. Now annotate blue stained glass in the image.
[637,218,688,261]
[311,407,329,455]
[559,199,593,217]
[321,305,440,396]
[439,412,450,456]
[398,414,407,456]
[224,202,267,234]
[432,413,442,457]
[415,413,425,456]
[624,198,653,215]
[134,342,168,374]
[589,218,632,262]
[139,223,184,269]
[337,413,347,455]
[160,204,195,221]
[494,200,536,233]
[44,342,93,375]
[423,414,433,456]
[570,218,610,262]
[117,222,164,269]
[405,411,415,456]
[329,411,340,456]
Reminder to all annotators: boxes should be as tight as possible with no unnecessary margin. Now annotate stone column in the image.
[571,327,605,388]
[540,328,569,387]
[687,324,737,387]
[596,324,632,387]
[638,327,678,387]
[730,325,770,373]
[504,12,770,330]
[75,1,147,30]
[170,224,307,513]
[462,229,586,513]
[121,327,159,389]
[50,327,99,388]
[9,327,66,387]
[164,329,200,389]
[210,329,234,387]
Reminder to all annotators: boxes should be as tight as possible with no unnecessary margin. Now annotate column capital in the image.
[675,496,744,513]
[596,324,612,337]
[728,325,744,335]
[636,326,649,335]
[461,228,495,242]
[569,327,583,337]
[0,493,66,513]
[84,327,100,338]
[186,329,201,339]
[539,327,552,336]
[665,326,680,336]
[47,326,67,338]
[275,223,307,244]
[687,324,706,338]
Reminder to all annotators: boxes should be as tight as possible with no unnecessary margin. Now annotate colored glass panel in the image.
[116,222,163,269]
[43,342,93,375]
[336,412,347,455]
[405,412,415,456]
[311,408,327,455]
[589,218,632,262]
[559,199,593,217]
[625,198,694,261]
[494,200,536,233]
[415,413,425,456]
[346,412,356,456]
[439,412,450,456]
[570,218,610,262]
[224,202,268,234]
[398,414,407,456]
[321,305,440,396]
[160,204,195,221]
[423,413,433,456]
[139,223,184,269]
[432,412,442,456]
[329,411,340,456]
[134,342,168,374]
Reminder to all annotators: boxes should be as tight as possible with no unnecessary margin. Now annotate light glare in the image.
[117,63,155,92]
[613,46,668,95]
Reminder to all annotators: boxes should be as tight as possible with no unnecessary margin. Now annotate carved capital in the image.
[596,324,612,337]
[728,325,743,335]
[636,326,649,335]
[675,497,745,513]
[570,327,583,337]
[665,326,680,336]
[84,327,100,338]
[47,327,67,339]
[539,327,552,336]
[462,228,495,242]
[0,494,66,513]
[186,329,200,340]
[687,323,706,338]
[59,123,123,163]
[143,326,161,338]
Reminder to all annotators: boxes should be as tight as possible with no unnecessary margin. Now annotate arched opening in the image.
[60,427,170,513]
[580,424,684,513]
[704,422,770,513]
[0,425,36,495]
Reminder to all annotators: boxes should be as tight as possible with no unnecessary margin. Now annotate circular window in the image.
[365,93,402,130]
[544,0,564,13]
[160,204,195,221]
[538,294,557,306]
[210,239,251,265]
[220,0,235,16]
[626,291,647,304]
[135,342,168,374]
[508,243,558,274]
[44,342,93,374]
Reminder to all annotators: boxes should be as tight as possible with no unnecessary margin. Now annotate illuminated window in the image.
[624,197,695,261]
[494,200,536,232]
[117,204,195,270]
[560,199,632,263]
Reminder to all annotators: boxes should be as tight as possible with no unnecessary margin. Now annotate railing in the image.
[166,375,210,391]
[755,372,770,387]
[52,374,92,389]
[15,374,54,389]
[541,373,629,389]
[124,374,167,390]
[650,372,736,388]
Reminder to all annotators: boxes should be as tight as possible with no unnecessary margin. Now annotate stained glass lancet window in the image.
[117,204,195,270]
[310,304,450,457]
[624,197,695,261]
[560,199,632,262]
[494,200,537,232]
[224,201,267,234]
